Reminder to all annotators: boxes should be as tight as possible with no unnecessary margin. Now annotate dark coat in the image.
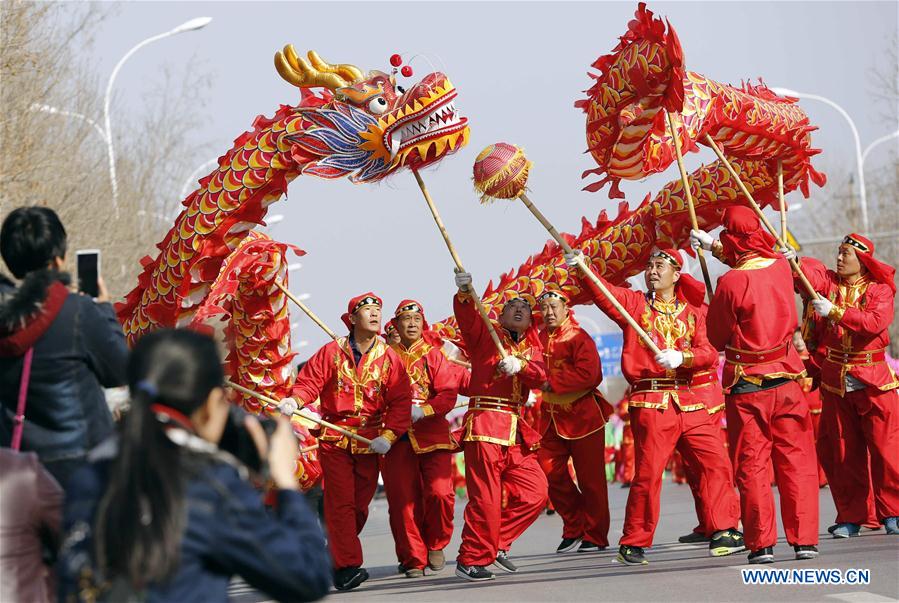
[58,440,332,602]
[0,270,127,479]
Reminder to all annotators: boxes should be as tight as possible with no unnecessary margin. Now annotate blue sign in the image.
[592,332,623,377]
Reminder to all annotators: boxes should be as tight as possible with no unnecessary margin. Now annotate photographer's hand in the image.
[267,416,300,491]
[95,276,110,303]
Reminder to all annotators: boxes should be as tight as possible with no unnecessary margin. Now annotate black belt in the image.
[729,377,791,395]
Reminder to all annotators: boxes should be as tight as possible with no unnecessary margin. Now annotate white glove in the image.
[654,349,684,369]
[298,406,322,423]
[779,246,797,261]
[563,250,583,267]
[369,436,392,454]
[498,356,523,376]
[454,271,472,291]
[278,397,299,416]
[811,298,834,318]
[690,229,714,251]
[411,405,426,422]
[524,393,537,408]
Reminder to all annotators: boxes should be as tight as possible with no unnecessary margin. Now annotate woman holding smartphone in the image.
[58,329,332,602]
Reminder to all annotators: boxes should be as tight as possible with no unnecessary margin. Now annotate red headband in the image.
[341,292,382,330]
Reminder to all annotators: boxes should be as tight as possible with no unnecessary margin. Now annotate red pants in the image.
[537,429,610,546]
[457,440,548,566]
[319,442,380,569]
[810,412,828,486]
[726,381,819,550]
[685,414,740,536]
[621,403,739,547]
[381,439,455,570]
[821,387,899,523]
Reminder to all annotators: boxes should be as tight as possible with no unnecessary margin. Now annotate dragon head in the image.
[276,46,469,183]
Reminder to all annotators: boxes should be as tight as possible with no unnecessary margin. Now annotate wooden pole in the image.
[666,112,714,302]
[777,159,787,243]
[274,281,339,342]
[300,443,319,454]
[517,193,663,356]
[412,169,508,358]
[224,379,373,446]
[703,135,821,299]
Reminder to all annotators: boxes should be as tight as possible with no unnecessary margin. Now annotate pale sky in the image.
[84,1,898,354]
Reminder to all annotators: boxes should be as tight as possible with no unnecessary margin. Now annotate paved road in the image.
[231,480,899,602]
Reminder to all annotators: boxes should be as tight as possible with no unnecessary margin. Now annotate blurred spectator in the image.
[58,329,331,602]
[0,448,63,603]
[0,207,127,489]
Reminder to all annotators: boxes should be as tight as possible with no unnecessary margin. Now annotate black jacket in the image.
[0,270,127,468]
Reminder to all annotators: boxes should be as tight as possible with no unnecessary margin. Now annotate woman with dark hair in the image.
[0,206,127,488]
[58,329,332,602]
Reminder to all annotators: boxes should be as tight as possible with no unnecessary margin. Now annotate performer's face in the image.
[396,312,424,346]
[836,245,864,279]
[499,300,532,333]
[645,258,680,294]
[539,297,568,330]
[351,304,382,335]
[386,329,400,345]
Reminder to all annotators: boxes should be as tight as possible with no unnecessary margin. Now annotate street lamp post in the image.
[771,87,868,232]
[862,129,899,167]
[29,104,108,143]
[104,17,212,215]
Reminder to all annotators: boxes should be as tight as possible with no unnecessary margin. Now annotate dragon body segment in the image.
[433,3,824,342]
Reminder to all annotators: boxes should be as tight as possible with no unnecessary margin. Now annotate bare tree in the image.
[0,1,214,298]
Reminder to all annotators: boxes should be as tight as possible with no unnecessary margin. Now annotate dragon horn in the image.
[274,44,364,91]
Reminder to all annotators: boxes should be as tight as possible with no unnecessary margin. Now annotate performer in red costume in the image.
[568,248,743,566]
[693,206,819,564]
[782,233,898,536]
[382,300,466,577]
[535,289,612,554]
[451,270,549,582]
[283,293,412,591]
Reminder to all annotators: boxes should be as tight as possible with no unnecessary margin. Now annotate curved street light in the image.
[105,17,212,215]
[771,87,868,232]
[30,104,108,143]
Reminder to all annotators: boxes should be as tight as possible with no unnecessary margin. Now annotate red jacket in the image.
[391,339,465,453]
[453,292,546,448]
[580,269,716,411]
[796,258,898,396]
[538,316,610,439]
[707,256,805,389]
[291,337,411,454]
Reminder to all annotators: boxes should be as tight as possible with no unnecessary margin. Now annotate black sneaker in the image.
[748,547,775,564]
[794,545,818,560]
[578,540,607,552]
[616,545,648,565]
[455,562,495,582]
[334,567,369,591]
[556,537,583,553]
[493,549,518,573]
[678,531,711,544]
[709,529,746,557]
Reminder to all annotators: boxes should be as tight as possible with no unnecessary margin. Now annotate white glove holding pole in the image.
[690,229,714,251]
[563,250,583,267]
[498,356,523,376]
[278,397,299,417]
[369,436,392,455]
[811,298,834,318]
[654,349,684,369]
[411,405,426,422]
[779,246,797,261]
[454,270,472,291]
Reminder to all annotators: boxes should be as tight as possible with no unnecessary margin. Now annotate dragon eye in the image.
[368,96,389,114]
[396,85,406,94]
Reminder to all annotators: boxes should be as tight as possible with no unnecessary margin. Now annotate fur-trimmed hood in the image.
[0,270,71,356]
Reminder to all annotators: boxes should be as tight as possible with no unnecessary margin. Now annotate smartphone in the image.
[76,249,101,298]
